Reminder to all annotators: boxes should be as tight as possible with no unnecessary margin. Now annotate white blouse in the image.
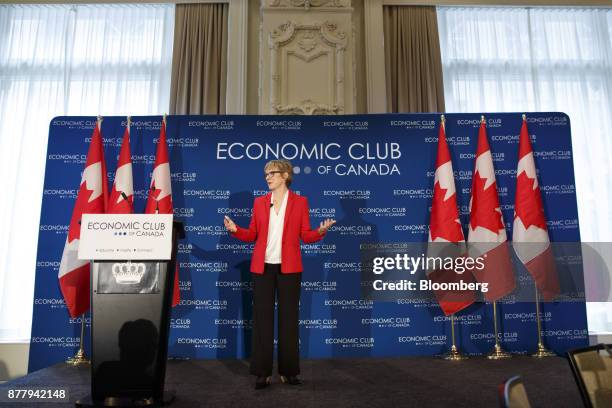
[264,191,288,264]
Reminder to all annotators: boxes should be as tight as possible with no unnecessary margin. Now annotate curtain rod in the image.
[0,1,229,5]
[2,0,610,7]
[2,1,610,6]
[382,1,612,6]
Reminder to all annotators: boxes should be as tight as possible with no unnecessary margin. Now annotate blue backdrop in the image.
[29,113,587,372]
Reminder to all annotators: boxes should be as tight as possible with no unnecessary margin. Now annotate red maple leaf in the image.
[514,171,546,230]
[149,182,161,201]
[68,182,96,243]
[145,181,162,214]
[430,182,464,242]
[470,171,504,234]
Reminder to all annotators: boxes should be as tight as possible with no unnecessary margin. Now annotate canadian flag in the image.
[468,118,516,302]
[512,115,559,301]
[145,118,180,306]
[58,119,109,318]
[428,117,475,316]
[107,119,133,214]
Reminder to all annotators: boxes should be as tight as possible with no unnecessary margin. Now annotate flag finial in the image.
[481,115,485,123]
[163,113,167,125]
[522,113,527,121]
[127,116,131,128]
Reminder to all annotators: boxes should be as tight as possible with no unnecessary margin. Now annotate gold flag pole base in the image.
[443,345,468,361]
[532,342,556,358]
[66,314,90,366]
[66,348,90,366]
[487,343,512,360]
[487,301,511,359]
[532,283,555,358]
[441,314,467,360]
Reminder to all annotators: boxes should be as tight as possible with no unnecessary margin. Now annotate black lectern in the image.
[76,221,184,407]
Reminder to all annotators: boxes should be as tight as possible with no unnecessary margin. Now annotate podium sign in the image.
[78,214,173,260]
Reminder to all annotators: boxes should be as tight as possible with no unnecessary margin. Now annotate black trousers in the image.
[250,263,301,377]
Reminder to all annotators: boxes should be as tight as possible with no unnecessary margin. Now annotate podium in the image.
[76,216,184,407]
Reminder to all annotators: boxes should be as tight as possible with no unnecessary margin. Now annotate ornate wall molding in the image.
[259,1,355,114]
[268,21,348,114]
[267,0,349,10]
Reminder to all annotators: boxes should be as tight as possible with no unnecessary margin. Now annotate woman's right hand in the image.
[223,215,237,233]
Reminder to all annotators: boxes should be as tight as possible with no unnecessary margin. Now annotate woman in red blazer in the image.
[224,159,335,389]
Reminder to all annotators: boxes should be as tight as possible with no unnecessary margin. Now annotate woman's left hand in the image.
[318,219,336,234]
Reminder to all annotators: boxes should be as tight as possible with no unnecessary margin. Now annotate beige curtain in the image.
[170,3,228,114]
[383,6,445,113]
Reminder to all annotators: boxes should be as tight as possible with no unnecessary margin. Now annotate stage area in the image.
[0,356,582,407]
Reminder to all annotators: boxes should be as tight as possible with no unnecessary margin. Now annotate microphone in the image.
[120,192,128,201]
[270,202,274,208]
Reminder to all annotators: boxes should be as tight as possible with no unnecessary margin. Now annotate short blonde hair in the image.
[264,159,293,187]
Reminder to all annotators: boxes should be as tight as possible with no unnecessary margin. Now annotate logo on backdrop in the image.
[179,261,229,273]
[324,261,361,273]
[324,299,373,310]
[255,120,300,130]
[39,224,69,234]
[217,142,402,176]
[301,280,337,292]
[541,184,576,195]
[302,243,336,255]
[394,188,432,200]
[300,319,338,330]
[527,115,568,126]
[362,317,411,328]
[455,118,502,128]
[322,120,368,131]
[189,120,235,130]
[398,335,447,346]
[177,337,227,348]
[34,298,66,308]
[178,298,228,310]
[470,332,519,344]
[171,172,198,183]
[390,119,436,130]
[433,314,482,326]
[505,311,552,323]
[122,119,161,131]
[325,337,375,348]
[47,154,86,164]
[185,189,229,199]
[52,119,95,130]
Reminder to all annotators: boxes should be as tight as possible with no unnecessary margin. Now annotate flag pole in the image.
[443,314,468,360]
[487,301,511,359]
[525,111,554,358]
[66,312,90,366]
[532,284,555,357]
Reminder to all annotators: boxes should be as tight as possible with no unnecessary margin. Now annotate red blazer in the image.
[231,190,325,274]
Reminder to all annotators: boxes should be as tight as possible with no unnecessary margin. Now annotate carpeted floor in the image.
[0,356,583,407]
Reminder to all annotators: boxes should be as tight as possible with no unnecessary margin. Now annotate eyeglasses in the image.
[264,171,282,179]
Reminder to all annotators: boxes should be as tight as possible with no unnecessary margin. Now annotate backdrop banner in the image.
[29,113,587,372]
